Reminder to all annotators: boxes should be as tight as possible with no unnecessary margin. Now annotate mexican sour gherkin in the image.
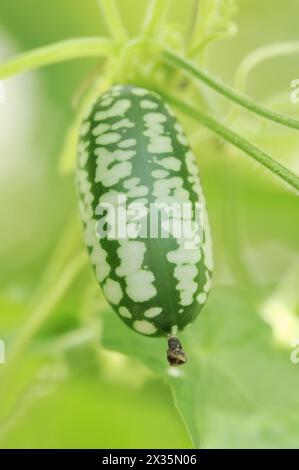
[76,85,213,365]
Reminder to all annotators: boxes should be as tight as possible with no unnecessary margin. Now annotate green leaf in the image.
[101,288,299,448]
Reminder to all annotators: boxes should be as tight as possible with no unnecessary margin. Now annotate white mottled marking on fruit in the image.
[114,149,136,160]
[141,100,158,109]
[104,161,132,187]
[167,248,201,265]
[78,199,91,223]
[101,97,113,107]
[180,292,194,306]
[203,272,212,292]
[116,241,156,302]
[186,151,199,175]
[123,177,140,189]
[100,92,110,100]
[111,118,134,130]
[127,186,148,197]
[122,177,149,198]
[84,192,93,205]
[91,244,110,283]
[197,292,207,304]
[177,133,188,146]
[151,169,169,179]
[83,104,94,120]
[77,168,91,196]
[144,112,167,124]
[77,178,90,212]
[132,88,148,96]
[174,122,183,133]
[103,278,123,304]
[118,138,136,148]
[144,124,163,137]
[164,102,175,118]
[95,99,131,121]
[111,85,123,92]
[154,189,189,205]
[185,150,205,198]
[78,141,89,168]
[174,122,188,145]
[119,306,132,319]
[174,187,190,202]
[167,237,200,306]
[96,156,132,187]
[90,242,110,283]
[96,132,121,145]
[92,123,110,136]
[98,189,122,206]
[77,166,111,283]
[82,221,96,247]
[153,156,181,171]
[133,320,157,335]
[174,265,197,286]
[153,177,183,198]
[80,121,90,136]
[143,112,173,154]
[126,270,157,302]
[116,241,146,277]
[111,88,121,97]
[144,307,162,318]
[95,147,135,187]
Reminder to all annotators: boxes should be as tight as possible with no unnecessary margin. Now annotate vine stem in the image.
[162,48,299,131]
[0,38,114,79]
[98,0,128,43]
[142,0,173,35]
[158,90,299,193]
[187,0,222,58]
[185,0,200,47]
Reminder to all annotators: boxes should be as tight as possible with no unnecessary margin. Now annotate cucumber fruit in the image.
[76,84,212,365]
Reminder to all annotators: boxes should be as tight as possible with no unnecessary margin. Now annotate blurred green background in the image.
[0,0,299,449]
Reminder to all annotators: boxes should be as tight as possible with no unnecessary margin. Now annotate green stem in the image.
[159,91,299,192]
[142,0,173,35]
[185,0,200,47]
[0,38,114,79]
[187,0,218,57]
[162,48,299,131]
[98,0,128,43]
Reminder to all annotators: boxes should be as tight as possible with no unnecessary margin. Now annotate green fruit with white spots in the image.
[76,84,212,363]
